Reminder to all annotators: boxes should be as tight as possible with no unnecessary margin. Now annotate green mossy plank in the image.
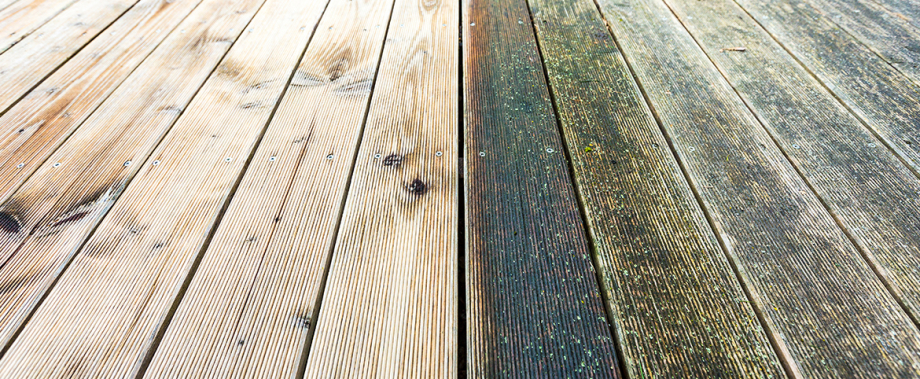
[595,0,920,376]
[526,0,784,377]
[463,0,620,376]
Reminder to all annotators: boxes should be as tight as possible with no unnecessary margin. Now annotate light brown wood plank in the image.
[303,0,458,375]
[0,0,81,54]
[729,0,920,181]
[0,0,260,353]
[143,0,394,377]
[667,0,920,332]
[798,0,920,84]
[594,0,920,376]
[0,0,328,376]
[525,0,786,377]
[0,0,205,218]
[0,0,138,115]
[463,0,621,376]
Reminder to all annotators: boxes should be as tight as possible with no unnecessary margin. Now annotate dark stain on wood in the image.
[0,212,21,234]
[50,211,89,227]
[406,179,427,195]
[382,154,402,167]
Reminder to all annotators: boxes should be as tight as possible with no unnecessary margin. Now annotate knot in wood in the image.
[407,179,428,195]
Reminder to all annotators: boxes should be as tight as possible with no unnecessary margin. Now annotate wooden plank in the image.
[302,0,458,375]
[0,0,328,376]
[797,0,920,84]
[141,0,395,377]
[866,0,920,30]
[0,0,204,207]
[0,0,81,54]
[728,0,920,179]
[666,0,920,330]
[526,0,786,377]
[0,0,260,353]
[463,0,620,376]
[0,0,137,114]
[593,0,920,376]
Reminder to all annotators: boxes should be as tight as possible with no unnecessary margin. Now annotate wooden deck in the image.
[0,0,918,377]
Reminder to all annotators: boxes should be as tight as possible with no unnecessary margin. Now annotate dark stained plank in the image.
[303,0,458,375]
[0,0,329,376]
[463,0,620,376]
[0,0,262,353]
[143,0,396,376]
[0,0,139,115]
[798,0,920,83]
[729,0,920,180]
[666,0,920,328]
[525,0,785,377]
[0,0,81,54]
[594,0,920,376]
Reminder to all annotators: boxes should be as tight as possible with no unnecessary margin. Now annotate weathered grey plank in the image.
[666,0,920,329]
[463,0,620,376]
[525,0,786,377]
[798,0,920,84]
[594,0,920,376]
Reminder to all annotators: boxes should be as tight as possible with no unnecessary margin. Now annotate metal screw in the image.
[374,154,381,159]
[479,151,485,157]
[16,163,24,169]
[269,156,276,162]
[153,160,160,166]
[124,161,131,166]
[53,162,61,168]
[546,148,554,153]
[326,154,334,160]
[435,151,443,157]
[225,157,232,162]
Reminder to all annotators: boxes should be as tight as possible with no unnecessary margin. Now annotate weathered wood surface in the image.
[303,0,458,376]
[143,0,395,377]
[595,0,920,376]
[0,0,328,376]
[526,0,784,377]
[729,0,920,180]
[0,0,138,114]
[463,0,620,376]
[0,0,80,54]
[867,0,920,30]
[666,0,920,328]
[799,0,920,84]
[0,0,202,210]
[0,0,260,354]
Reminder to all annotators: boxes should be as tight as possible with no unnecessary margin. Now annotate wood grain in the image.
[865,0,920,30]
[0,0,328,376]
[594,0,920,376]
[0,0,81,54]
[798,0,920,84]
[728,0,920,181]
[0,0,203,213]
[143,0,395,377]
[526,0,785,377]
[0,0,260,353]
[0,0,138,114]
[667,0,920,332]
[303,0,458,376]
[463,0,620,376]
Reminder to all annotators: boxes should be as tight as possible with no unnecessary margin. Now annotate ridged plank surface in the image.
[728,0,920,177]
[143,0,395,377]
[0,0,80,54]
[463,0,620,376]
[799,0,920,84]
[0,0,137,114]
[527,0,784,377]
[0,0,328,376]
[303,0,458,375]
[594,0,920,376]
[0,0,203,211]
[0,0,261,353]
[667,0,920,328]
